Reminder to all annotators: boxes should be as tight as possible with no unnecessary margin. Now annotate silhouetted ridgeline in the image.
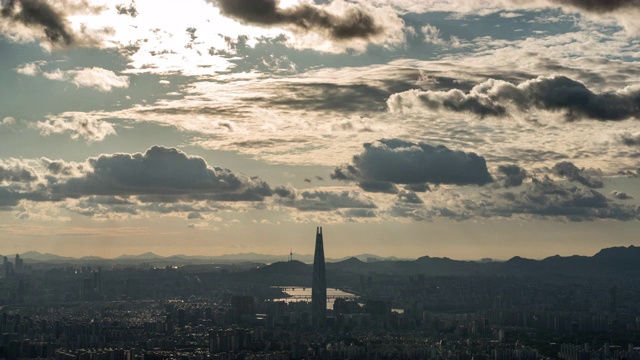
[6,246,640,277]
[326,246,640,276]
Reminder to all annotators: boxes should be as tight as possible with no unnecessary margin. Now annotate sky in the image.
[1,0,640,260]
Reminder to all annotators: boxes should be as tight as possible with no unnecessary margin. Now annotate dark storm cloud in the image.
[497,164,527,188]
[332,139,493,190]
[210,0,387,41]
[388,75,640,121]
[1,0,74,45]
[52,146,273,201]
[552,161,604,189]
[551,0,640,12]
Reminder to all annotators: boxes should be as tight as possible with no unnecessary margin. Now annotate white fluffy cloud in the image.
[15,62,41,76]
[1,117,16,126]
[36,114,116,142]
[15,63,129,91]
[68,67,130,91]
[46,67,129,91]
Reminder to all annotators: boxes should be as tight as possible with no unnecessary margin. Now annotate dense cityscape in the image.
[0,229,639,359]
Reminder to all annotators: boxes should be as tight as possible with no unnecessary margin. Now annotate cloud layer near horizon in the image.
[52,146,273,200]
[0,147,275,212]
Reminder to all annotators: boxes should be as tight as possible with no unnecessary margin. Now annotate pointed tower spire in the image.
[312,226,327,328]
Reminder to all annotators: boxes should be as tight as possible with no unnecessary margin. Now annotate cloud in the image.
[68,67,130,92]
[115,1,137,17]
[398,190,423,204]
[45,67,129,92]
[357,180,399,194]
[41,157,87,178]
[0,0,104,48]
[15,62,40,76]
[497,164,527,188]
[496,177,637,221]
[1,117,16,126]
[63,195,233,220]
[332,139,493,190]
[388,190,432,221]
[277,189,376,212]
[42,69,65,80]
[0,187,22,208]
[611,190,633,200]
[0,185,54,209]
[388,75,640,121]
[0,0,74,45]
[0,160,38,183]
[616,132,640,146]
[552,161,604,188]
[209,0,405,52]
[499,11,523,18]
[550,0,640,13]
[384,175,639,222]
[14,64,129,92]
[36,114,116,142]
[339,208,377,219]
[52,146,273,201]
[421,24,445,45]
[405,183,430,192]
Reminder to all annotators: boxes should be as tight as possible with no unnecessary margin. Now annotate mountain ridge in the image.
[5,246,640,276]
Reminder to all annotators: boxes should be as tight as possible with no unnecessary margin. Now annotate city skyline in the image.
[2,0,640,258]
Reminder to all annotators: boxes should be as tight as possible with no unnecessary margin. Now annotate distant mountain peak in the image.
[594,245,640,258]
[115,252,163,260]
[19,251,73,261]
[339,257,364,264]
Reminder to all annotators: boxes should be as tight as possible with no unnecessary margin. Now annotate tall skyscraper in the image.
[311,226,326,328]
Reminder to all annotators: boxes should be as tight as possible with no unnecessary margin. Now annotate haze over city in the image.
[2,0,640,260]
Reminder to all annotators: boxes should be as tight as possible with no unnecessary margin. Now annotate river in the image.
[272,286,357,309]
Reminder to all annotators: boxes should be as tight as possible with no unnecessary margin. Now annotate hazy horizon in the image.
[3,227,638,262]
